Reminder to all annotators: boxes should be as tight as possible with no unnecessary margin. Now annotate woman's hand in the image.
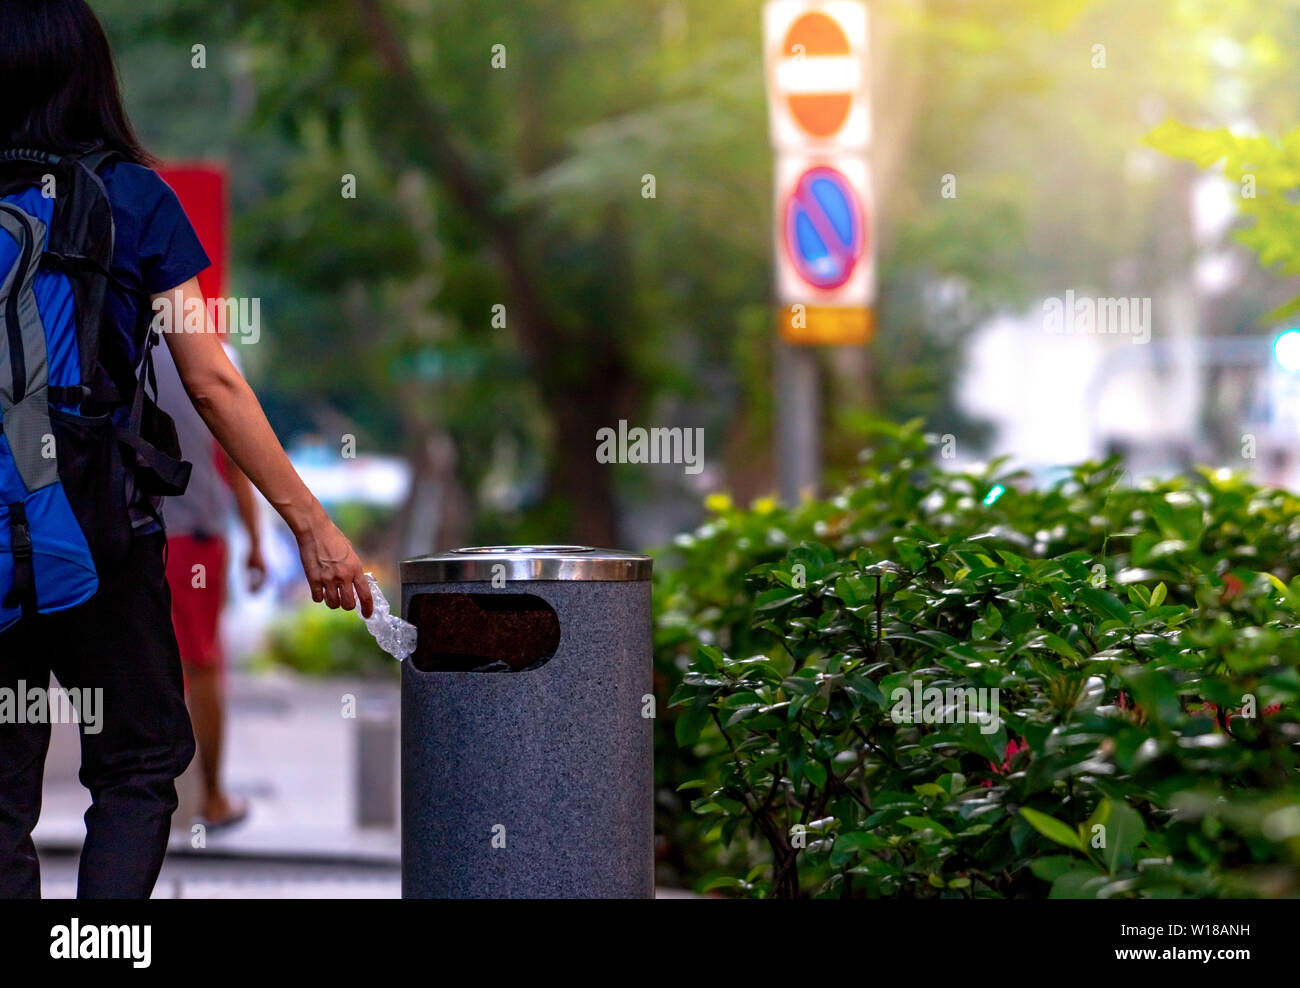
[295,505,374,617]
[245,540,267,594]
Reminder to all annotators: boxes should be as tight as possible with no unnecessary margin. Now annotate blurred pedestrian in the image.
[155,340,265,831]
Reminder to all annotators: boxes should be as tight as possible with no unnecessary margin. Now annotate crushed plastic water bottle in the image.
[360,573,417,661]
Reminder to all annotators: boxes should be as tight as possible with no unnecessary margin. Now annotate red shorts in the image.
[165,534,227,670]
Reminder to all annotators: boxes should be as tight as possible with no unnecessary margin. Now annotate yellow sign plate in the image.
[779,304,873,345]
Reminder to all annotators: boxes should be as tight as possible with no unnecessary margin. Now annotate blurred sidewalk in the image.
[35,667,694,899]
[35,669,402,869]
[38,853,401,899]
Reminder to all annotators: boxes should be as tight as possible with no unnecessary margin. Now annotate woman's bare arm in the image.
[154,278,373,616]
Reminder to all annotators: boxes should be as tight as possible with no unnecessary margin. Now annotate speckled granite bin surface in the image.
[400,547,653,898]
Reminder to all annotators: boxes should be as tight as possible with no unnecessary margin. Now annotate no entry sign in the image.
[764,0,870,150]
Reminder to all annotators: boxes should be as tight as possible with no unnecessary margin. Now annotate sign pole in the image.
[776,340,820,504]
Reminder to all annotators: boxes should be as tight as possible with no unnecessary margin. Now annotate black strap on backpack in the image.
[2,500,34,616]
[116,326,191,497]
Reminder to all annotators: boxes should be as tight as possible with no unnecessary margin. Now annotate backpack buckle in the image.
[4,501,35,616]
[11,526,30,557]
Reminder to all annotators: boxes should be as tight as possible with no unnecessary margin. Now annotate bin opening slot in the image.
[408,593,560,672]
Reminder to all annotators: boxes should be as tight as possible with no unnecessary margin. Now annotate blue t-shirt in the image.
[99,161,211,368]
[98,161,211,531]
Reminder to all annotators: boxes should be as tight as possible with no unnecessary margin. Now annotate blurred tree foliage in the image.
[93,0,1300,547]
[1148,120,1300,320]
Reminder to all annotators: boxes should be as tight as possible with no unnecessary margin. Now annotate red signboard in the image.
[157,164,228,304]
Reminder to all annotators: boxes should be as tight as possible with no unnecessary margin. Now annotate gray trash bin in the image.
[400,545,653,898]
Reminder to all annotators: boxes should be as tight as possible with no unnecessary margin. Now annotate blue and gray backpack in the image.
[0,148,191,633]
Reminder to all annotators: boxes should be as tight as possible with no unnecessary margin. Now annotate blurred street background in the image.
[33,0,1300,894]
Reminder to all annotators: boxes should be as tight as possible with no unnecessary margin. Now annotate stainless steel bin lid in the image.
[400,545,652,583]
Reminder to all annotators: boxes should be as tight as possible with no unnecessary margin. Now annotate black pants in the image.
[0,532,195,898]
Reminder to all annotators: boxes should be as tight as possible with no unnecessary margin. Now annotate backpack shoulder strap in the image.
[76,149,120,176]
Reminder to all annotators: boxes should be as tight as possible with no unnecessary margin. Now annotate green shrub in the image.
[253,602,398,680]
[653,420,1300,897]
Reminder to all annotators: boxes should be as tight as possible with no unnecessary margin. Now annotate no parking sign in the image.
[784,164,865,290]
[773,153,874,344]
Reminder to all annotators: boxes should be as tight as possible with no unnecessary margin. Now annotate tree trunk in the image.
[356,0,624,546]
[548,393,620,546]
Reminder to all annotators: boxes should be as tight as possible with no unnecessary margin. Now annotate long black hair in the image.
[0,0,155,165]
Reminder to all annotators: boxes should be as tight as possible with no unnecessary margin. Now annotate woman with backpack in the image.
[0,0,373,898]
